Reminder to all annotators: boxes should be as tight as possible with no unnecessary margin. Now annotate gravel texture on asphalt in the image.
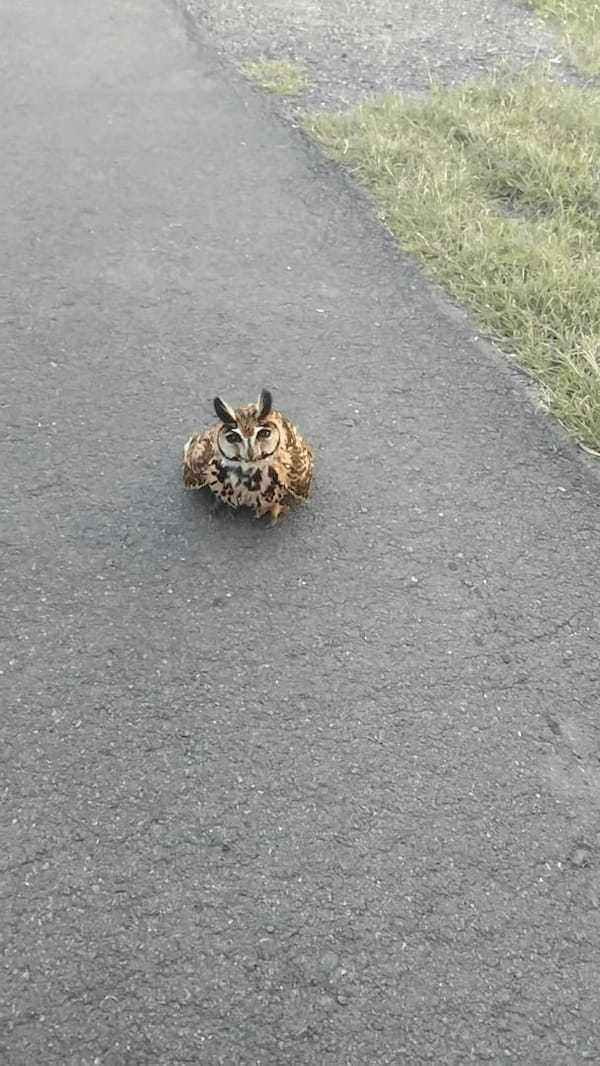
[181,0,563,106]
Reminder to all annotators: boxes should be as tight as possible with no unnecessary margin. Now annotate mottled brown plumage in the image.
[183,389,313,522]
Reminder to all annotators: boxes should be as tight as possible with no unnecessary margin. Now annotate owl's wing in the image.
[285,423,314,501]
[182,431,214,489]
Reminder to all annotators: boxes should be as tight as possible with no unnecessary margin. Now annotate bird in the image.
[182,389,313,522]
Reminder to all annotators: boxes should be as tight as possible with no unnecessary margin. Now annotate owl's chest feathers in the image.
[212,456,284,509]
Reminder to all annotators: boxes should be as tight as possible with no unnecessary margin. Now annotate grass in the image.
[525,0,600,75]
[242,59,308,97]
[305,73,600,453]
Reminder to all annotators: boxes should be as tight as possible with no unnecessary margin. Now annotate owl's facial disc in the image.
[217,422,280,463]
[217,424,243,460]
[252,422,280,460]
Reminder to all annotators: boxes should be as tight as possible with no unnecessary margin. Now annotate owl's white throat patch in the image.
[223,456,260,468]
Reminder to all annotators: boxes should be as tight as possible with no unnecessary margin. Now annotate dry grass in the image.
[242,59,308,96]
[305,73,600,453]
[525,0,600,75]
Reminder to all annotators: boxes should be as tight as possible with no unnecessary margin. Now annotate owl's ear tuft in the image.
[257,389,272,419]
[214,396,237,425]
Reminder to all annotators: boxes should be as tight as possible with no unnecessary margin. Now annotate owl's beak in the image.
[245,441,254,462]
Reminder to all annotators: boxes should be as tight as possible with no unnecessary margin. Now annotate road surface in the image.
[2,1,599,1062]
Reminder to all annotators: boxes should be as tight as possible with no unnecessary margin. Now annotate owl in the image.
[183,389,313,522]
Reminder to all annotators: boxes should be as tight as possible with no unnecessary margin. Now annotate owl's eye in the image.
[257,427,271,440]
[226,431,241,444]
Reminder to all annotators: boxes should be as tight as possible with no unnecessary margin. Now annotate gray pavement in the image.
[2,1,600,1063]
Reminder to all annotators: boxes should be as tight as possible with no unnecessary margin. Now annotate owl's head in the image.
[213,389,280,462]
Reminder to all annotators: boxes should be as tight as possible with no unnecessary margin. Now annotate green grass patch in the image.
[242,59,308,97]
[525,0,600,75]
[305,75,600,453]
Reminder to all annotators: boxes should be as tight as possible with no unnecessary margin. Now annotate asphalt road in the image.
[2,1,600,1063]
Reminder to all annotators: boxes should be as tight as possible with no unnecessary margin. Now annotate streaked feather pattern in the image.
[183,390,313,522]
